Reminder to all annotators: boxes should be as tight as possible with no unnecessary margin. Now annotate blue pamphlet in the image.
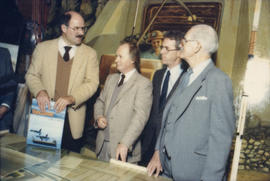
[26,99,66,149]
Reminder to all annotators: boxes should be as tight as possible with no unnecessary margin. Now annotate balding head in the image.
[60,11,85,45]
[186,24,218,54]
[66,11,84,23]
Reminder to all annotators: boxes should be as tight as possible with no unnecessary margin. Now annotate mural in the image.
[44,0,109,40]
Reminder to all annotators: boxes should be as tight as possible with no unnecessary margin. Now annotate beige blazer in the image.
[94,71,153,162]
[25,38,99,139]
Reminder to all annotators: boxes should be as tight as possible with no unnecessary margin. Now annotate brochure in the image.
[26,99,66,149]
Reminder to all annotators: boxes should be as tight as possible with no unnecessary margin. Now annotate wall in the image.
[85,0,270,175]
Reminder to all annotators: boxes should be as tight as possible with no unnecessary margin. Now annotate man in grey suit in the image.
[147,24,235,181]
[94,41,153,163]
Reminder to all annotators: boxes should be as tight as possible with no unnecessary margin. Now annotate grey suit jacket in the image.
[156,61,235,181]
[94,71,153,162]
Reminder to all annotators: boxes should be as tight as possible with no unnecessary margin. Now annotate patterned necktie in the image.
[63,46,72,62]
[159,70,170,110]
[118,74,125,87]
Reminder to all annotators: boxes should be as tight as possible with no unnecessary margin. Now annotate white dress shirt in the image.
[161,64,183,97]
[118,69,136,85]
[187,59,211,86]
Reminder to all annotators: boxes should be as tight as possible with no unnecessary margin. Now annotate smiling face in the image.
[61,12,85,46]
[160,38,181,69]
[151,38,162,50]
[115,43,135,74]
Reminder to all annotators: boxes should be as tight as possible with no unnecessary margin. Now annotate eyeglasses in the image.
[160,45,180,52]
[181,37,198,45]
[67,26,87,33]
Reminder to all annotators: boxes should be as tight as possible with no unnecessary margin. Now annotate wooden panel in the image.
[99,55,162,87]
[142,2,222,34]
[99,54,116,86]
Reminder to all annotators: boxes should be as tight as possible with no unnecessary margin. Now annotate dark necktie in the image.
[159,70,170,110]
[118,74,125,87]
[63,46,72,62]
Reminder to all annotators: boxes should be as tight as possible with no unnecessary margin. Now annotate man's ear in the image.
[194,41,201,54]
[61,24,67,33]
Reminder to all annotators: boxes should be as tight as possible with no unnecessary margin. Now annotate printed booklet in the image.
[26,99,66,149]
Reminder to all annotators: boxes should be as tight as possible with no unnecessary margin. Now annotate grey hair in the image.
[188,24,218,54]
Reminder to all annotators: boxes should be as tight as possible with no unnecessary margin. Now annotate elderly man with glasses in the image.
[147,24,235,181]
[25,11,99,153]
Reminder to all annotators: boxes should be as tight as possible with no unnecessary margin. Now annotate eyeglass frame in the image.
[181,37,202,54]
[160,45,181,52]
[181,37,199,45]
[67,26,87,33]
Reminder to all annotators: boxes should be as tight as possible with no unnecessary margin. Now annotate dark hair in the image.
[120,40,141,73]
[163,30,184,50]
[163,31,189,71]
[59,13,72,29]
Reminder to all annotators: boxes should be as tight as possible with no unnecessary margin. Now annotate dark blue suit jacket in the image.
[0,47,17,130]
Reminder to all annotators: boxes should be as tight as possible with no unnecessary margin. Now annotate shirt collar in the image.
[167,63,182,75]
[191,58,211,75]
[58,37,77,59]
[120,68,136,83]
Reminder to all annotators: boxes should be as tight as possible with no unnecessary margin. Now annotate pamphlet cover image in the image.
[26,99,66,149]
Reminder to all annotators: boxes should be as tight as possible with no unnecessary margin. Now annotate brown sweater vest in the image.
[54,53,73,101]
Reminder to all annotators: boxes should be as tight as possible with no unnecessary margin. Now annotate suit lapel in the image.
[113,71,138,106]
[168,62,215,123]
[68,45,84,93]
[163,69,186,110]
[104,75,119,115]
[155,69,166,101]
[48,39,59,96]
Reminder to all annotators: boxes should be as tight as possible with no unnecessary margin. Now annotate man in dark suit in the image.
[147,24,235,181]
[0,47,17,132]
[140,31,187,165]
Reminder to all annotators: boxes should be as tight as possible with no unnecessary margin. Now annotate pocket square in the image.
[195,96,208,100]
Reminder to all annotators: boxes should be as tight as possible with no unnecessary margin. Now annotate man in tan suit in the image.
[25,11,99,153]
[94,41,153,163]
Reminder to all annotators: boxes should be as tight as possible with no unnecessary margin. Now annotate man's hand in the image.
[115,143,128,162]
[0,105,9,119]
[97,116,108,129]
[147,150,163,177]
[54,96,75,113]
[36,90,50,112]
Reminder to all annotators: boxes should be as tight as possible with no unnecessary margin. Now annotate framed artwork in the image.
[142,2,222,34]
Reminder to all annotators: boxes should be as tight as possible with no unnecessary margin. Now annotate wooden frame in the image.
[142,2,222,34]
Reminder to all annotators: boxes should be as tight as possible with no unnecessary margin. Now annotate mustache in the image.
[76,35,84,38]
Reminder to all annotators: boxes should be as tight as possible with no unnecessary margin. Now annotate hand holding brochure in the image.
[26,99,66,149]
